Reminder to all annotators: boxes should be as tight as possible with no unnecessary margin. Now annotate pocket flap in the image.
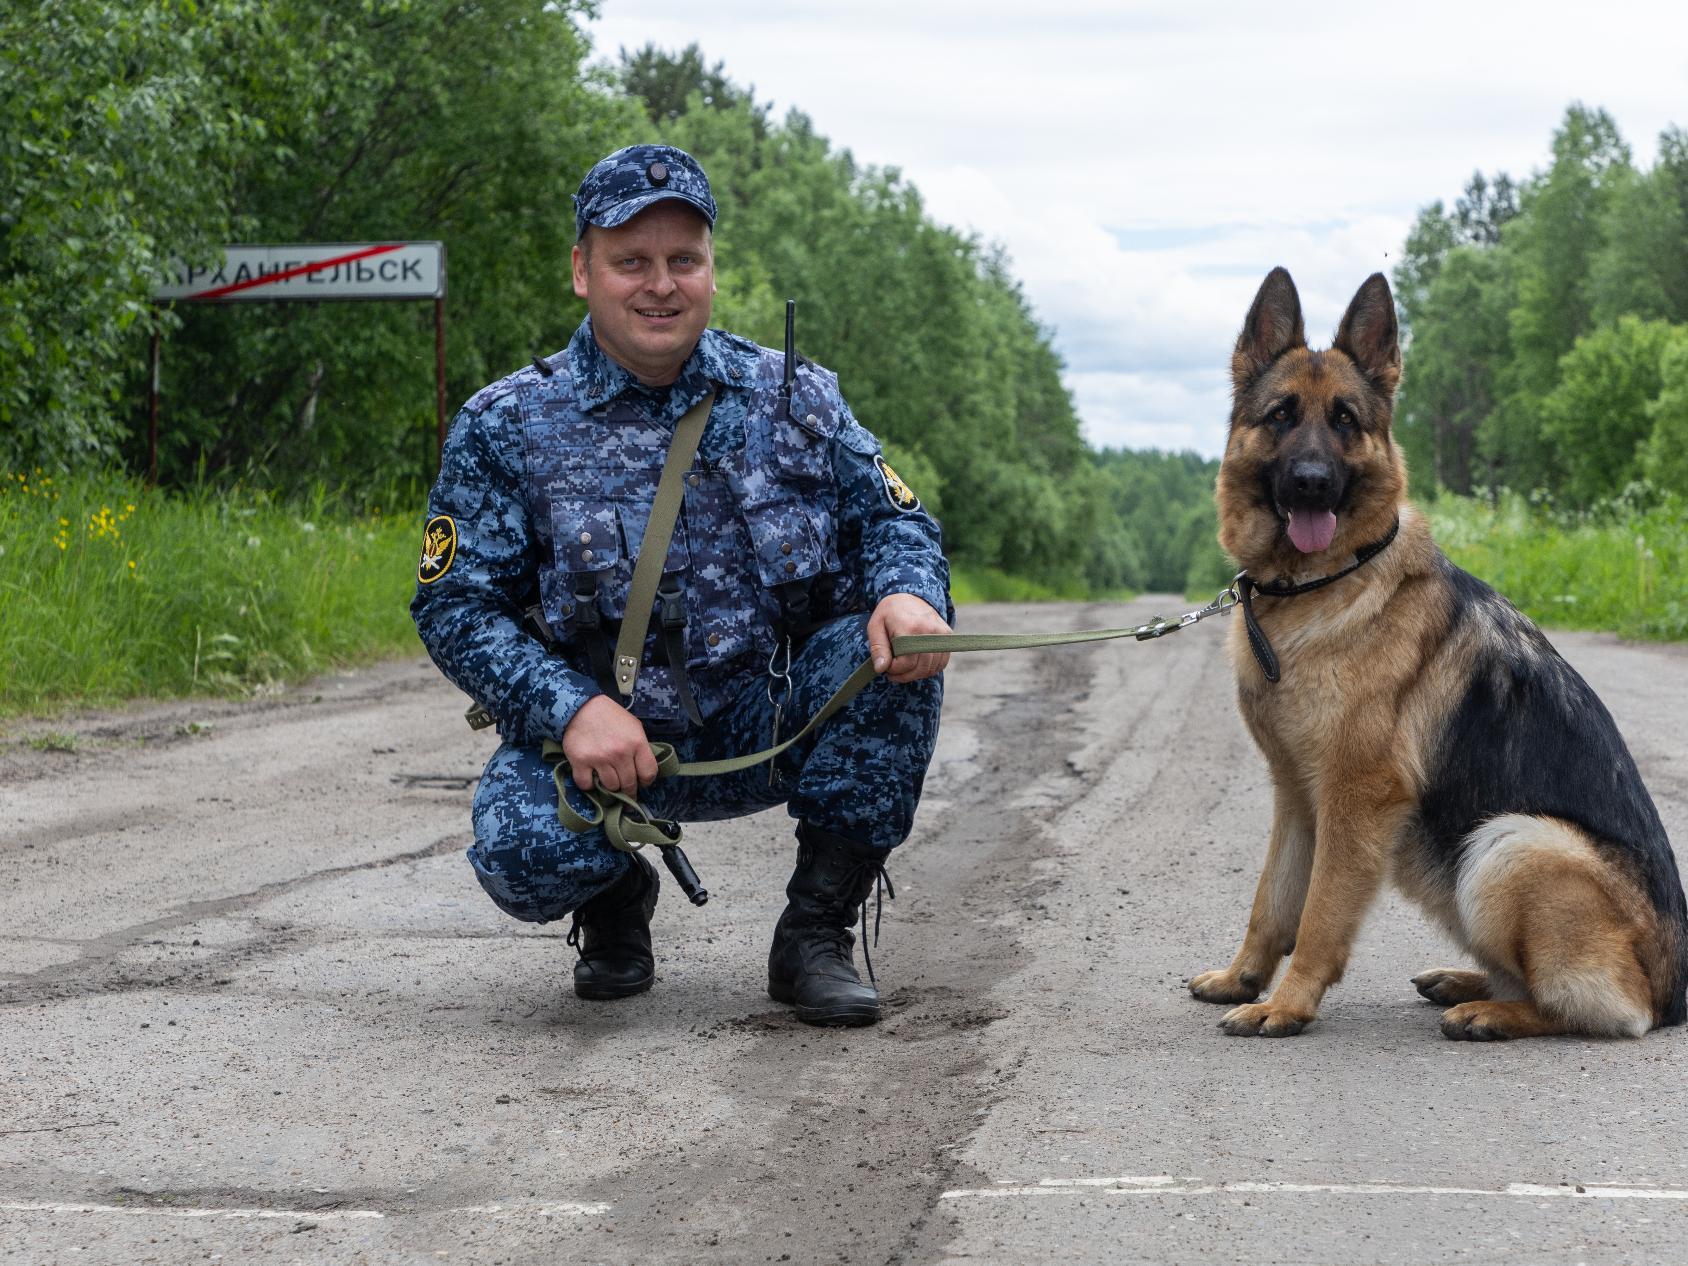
[551,499,620,573]
[744,502,822,586]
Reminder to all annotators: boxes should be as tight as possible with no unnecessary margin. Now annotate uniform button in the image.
[687,473,701,487]
[562,603,574,615]
[579,531,592,544]
[707,632,721,647]
[581,548,594,562]
[806,413,819,426]
[784,560,797,575]
[781,542,792,555]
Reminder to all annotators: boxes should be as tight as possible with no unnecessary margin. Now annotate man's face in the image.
[571,202,715,386]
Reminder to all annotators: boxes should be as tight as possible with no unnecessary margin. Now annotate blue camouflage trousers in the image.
[467,614,943,923]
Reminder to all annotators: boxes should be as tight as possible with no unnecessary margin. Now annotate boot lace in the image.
[855,861,895,987]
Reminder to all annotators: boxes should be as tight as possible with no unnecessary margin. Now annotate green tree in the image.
[1399,246,1515,495]
[1589,128,1688,327]
[1539,316,1678,506]
[1394,171,1519,495]
[619,42,763,132]
[1508,105,1631,386]
[150,0,635,490]
[1641,331,1688,496]
[0,0,306,468]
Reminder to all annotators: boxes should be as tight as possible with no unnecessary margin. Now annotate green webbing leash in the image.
[541,583,1243,864]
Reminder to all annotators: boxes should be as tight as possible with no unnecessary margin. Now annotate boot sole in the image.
[794,1002,879,1027]
[574,974,654,1001]
[768,979,879,1026]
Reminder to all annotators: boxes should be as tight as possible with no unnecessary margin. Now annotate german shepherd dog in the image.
[1191,267,1687,1040]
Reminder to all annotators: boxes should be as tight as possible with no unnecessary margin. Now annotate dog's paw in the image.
[1412,968,1490,1006]
[1219,1001,1314,1037]
[1189,968,1263,1004]
[1439,1001,1516,1042]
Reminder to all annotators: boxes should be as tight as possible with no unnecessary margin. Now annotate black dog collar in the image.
[1236,516,1401,683]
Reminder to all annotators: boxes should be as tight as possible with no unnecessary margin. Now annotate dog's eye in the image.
[1269,406,1290,425]
[1333,408,1355,429]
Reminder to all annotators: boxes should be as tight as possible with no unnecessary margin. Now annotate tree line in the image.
[2,2,1222,596]
[1394,104,1688,506]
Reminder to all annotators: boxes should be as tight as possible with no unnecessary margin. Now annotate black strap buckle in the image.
[573,574,602,630]
[658,576,687,630]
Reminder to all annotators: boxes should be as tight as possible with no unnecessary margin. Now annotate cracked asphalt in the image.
[3,600,1686,1264]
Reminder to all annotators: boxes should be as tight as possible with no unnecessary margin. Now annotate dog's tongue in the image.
[1287,509,1337,554]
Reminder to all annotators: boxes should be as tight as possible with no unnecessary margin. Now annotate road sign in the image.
[144,241,450,485]
[153,242,445,303]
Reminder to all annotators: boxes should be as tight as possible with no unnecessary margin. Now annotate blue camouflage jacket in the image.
[412,319,950,742]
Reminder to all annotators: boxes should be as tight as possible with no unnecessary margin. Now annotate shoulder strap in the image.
[611,391,714,699]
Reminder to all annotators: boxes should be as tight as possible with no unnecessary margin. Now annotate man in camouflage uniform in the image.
[412,144,951,1027]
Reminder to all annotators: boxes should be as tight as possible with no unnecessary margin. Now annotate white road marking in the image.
[940,1176,1688,1201]
[0,1200,611,1221]
[456,1203,611,1217]
[0,1202,386,1221]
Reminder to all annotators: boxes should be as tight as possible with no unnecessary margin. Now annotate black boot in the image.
[568,852,659,1000]
[767,824,894,1027]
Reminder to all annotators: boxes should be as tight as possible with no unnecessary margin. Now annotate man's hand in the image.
[561,695,657,793]
[866,593,951,684]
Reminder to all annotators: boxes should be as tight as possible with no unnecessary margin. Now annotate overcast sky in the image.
[585,1,1688,456]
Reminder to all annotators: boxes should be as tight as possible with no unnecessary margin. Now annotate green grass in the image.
[1427,490,1688,641]
[0,468,421,717]
[6,469,1677,722]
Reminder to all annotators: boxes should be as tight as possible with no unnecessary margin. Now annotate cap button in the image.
[647,161,669,186]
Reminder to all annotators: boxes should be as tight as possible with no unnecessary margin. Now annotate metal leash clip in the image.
[1133,576,1242,640]
[766,637,794,788]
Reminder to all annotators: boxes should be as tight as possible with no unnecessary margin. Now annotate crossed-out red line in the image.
[185,243,405,301]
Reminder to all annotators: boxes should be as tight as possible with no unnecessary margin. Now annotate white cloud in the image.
[588,0,1688,456]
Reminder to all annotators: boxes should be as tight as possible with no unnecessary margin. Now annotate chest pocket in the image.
[768,383,837,487]
[742,500,829,588]
[539,494,692,628]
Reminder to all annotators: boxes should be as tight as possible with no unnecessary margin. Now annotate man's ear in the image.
[1232,267,1305,390]
[571,238,590,299]
[1333,273,1401,395]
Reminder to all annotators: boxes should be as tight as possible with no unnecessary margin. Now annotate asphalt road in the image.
[3,599,1687,1265]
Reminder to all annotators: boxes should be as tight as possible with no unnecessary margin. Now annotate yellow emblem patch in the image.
[875,455,920,512]
[418,514,457,584]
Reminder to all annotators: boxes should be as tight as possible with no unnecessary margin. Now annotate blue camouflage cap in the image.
[573,144,718,240]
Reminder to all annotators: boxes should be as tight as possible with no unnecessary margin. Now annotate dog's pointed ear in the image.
[1232,267,1306,390]
[1334,273,1401,396]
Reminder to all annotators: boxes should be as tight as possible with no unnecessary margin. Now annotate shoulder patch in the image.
[418,515,457,584]
[874,455,920,512]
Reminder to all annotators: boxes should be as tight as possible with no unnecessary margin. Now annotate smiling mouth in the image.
[636,307,681,319]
